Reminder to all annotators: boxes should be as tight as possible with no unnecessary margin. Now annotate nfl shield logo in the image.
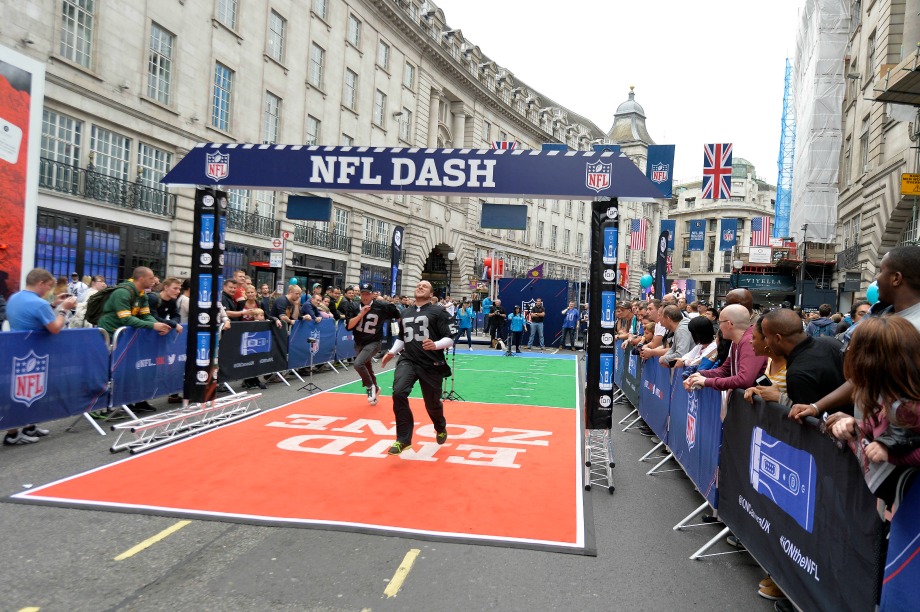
[723,230,735,242]
[686,391,699,450]
[310,329,321,355]
[205,152,230,181]
[650,162,669,184]
[586,161,612,192]
[12,351,49,407]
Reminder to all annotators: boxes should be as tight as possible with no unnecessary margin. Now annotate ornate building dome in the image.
[607,86,655,145]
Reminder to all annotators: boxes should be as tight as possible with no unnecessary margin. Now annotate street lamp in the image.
[732,259,744,289]
[446,251,456,297]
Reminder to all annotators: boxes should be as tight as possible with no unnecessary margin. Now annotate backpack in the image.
[84,283,136,326]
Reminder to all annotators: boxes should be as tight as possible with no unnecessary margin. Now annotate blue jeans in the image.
[455,327,472,348]
[562,327,576,349]
[528,322,544,348]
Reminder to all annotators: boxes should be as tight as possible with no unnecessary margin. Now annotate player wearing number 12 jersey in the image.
[347,284,401,405]
[380,280,457,455]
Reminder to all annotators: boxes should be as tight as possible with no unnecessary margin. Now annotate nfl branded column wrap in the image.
[390,225,403,296]
[183,188,227,403]
[584,198,619,429]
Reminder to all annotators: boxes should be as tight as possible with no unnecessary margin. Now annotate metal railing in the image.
[225,208,280,238]
[292,225,351,251]
[361,240,391,259]
[838,244,860,270]
[39,157,176,218]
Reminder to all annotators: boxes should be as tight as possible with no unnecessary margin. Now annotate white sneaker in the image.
[4,432,39,445]
[368,385,378,405]
[468,346,474,351]
[22,424,50,437]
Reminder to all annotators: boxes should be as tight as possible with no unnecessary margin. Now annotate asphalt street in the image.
[1,352,774,612]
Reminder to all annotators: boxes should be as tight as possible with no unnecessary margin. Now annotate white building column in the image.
[428,88,442,147]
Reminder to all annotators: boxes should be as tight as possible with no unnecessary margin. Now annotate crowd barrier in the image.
[609,346,906,610]
[0,319,358,430]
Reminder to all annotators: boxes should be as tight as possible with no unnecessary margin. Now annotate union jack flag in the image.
[702,143,733,200]
[491,141,516,150]
[629,218,648,250]
[666,255,673,274]
[751,216,772,246]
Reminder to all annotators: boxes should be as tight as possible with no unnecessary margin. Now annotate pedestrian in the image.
[348,284,401,405]
[146,277,185,334]
[455,299,474,350]
[561,300,579,350]
[805,303,837,338]
[527,297,546,350]
[488,298,506,349]
[380,280,456,455]
[69,275,107,328]
[3,268,78,444]
[68,272,89,302]
[509,305,528,353]
[481,294,493,337]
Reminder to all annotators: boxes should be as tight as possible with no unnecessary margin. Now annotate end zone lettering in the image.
[309,156,496,188]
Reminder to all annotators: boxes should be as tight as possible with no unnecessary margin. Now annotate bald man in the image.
[684,304,766,391]
[725,288,754,315]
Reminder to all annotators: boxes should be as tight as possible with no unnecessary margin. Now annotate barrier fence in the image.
[0,319,350,430]
[608,344,912,611]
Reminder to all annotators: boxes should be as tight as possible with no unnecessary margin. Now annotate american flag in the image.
[629,218,648,250]
[491,141,516,150]
[702,143,733,200]
[751,216,772,246]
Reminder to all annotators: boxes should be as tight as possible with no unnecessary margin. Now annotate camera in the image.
[631,343,644,356]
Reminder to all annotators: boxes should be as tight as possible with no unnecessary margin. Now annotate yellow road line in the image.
[114,520,192,561]
[383,548,421,598]
[19,607,41,612]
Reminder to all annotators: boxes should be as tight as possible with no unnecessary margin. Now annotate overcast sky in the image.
[431,0,804,185]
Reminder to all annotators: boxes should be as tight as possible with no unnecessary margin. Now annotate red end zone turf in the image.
[12,392,593,554]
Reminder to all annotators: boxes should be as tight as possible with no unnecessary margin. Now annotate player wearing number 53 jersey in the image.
[381,280,457,455]
[347,284,401,405]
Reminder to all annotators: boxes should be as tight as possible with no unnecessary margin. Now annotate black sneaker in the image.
[701,514,721,524]
[726,535,745,549]
[131,401,156,413]
[387,441,411,455]
[436,431,448,445]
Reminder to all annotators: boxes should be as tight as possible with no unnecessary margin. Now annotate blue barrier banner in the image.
[217,321,288,382]
[880,474,920,611]
[614,343,626,389]
[0,329,109,428]
[621,352,642,407]
[638,359,670,441]
[162,145,664,200]
[111,327,186,406]
[288,319,336,369]
[668,372,722,507]
[719,393,884,611]
[334,321,356,361]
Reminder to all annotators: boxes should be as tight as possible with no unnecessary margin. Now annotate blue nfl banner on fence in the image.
[688,220,706,251]
[719,218,738,251]
[659,219,676,251]
[646,145,675,198]
[668,377,723,507]
[111,328,186,406]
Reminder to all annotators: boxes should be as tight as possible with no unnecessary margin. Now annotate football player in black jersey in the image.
[380,280,457,455]
[347,284,401,405]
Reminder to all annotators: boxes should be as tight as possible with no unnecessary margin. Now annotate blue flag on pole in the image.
[646,145,675,198]
[719,218,738,251]
[688,220,706,251]
[660,220,676,251]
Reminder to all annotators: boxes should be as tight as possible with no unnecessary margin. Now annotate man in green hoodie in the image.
[97,267,171,337]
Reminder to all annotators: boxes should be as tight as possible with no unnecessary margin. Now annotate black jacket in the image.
[785,336,850,412]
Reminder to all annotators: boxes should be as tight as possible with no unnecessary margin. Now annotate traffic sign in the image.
[902,173,920,196]
[270,238,283,250]
[269,251,283,267]
[281,231,292,240]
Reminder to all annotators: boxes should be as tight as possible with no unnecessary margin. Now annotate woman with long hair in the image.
[508,305,528,353]
[829,315,920,505]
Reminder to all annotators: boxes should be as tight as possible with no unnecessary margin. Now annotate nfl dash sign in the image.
[586,161,612,192]
[12,351,49,407]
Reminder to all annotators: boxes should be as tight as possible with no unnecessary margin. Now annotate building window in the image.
[537,221,544,247]
[403,62,416,89]
[376,219,389,244]
[347,15,361,47]
[576,232,583,255]
[137,142,172,209]
[41,110,82,165]
[551,199,559,213]
[565,201,572,217]
[685,197,695,209]
[253,190,276,219]
[865,30,876,79]
[373,90,387,128]
[263,92,281,144]
[709,218,718,231]
[523,216,530,244]
[60,0,94,68]
[578,201,585,221]
[483,120,491,144]
[227,189,250,212]
[146,23,173,105]
[333,207,349,237]
[341,133,354,147]
[211,62,233,131]
[859,115,870,172]
[377,40,390,70]
[681,238,690,269]
[216,0,238,30]
[343,69,358,110]
[312,0,327,19]
[844,136,852,185]
[90,126,131,180]
[267,10,285,63]
[550,225,558,251]
[306,115,321,146]
[399,108,412,142]
[309,43,325,88]
[707,236,716,273]
[563,229,571,253]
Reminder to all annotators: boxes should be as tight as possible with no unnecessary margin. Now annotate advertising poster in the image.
[0,45,44,296]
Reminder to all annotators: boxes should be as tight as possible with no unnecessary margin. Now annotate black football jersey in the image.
[350,301,401,344]
[397,302,457,365]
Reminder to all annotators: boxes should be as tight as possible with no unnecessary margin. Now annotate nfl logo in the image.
[650,162,669,184]
[723,230,735,242]
[12,351,49,407]
[310,329,321,355]
[205,151,230,181]
[686,392,699,450]
[586,161,612,192]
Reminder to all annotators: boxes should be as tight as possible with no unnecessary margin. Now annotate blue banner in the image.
[719,218,737,251]
[638,359,670,441]
[111,327,186,406]
[614,342,626,390]
[161,145,664,200]
[646,144,675,198]
[497,278,570,348]
[621,351,642,408]
[288,319,337,369]
[659,219,676,251]
[0,329,109,428]
[688,219,706,252]
[668,375,722,507]
[881,476,920,611]
[334,321,356,361]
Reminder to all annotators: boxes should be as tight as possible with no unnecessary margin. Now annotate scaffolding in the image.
[775,58,795,239]
[790,0,849,243]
